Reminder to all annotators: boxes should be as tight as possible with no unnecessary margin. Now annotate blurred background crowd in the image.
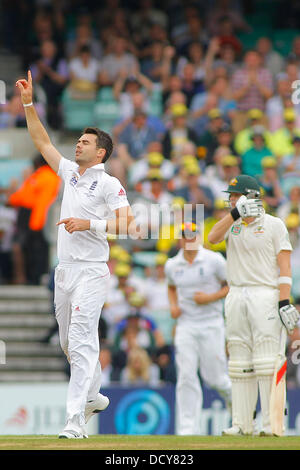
[1,0,300,389]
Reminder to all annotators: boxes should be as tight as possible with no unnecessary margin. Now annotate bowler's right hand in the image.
[16,70,33,105]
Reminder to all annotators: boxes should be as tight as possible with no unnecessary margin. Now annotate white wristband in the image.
[90,219,107,236]
[278,276,292,285]
[23,102,33,107]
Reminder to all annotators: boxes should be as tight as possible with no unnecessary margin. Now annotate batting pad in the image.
[230,376,258,435]
[253,338,279,377]
[227,341,258,434]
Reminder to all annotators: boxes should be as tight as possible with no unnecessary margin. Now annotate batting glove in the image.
[278,301,300,334]
[231,195,263,220]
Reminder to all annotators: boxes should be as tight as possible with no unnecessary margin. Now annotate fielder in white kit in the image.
[208,174,300,436]
[16,71,135,439]
[165,222,232,435]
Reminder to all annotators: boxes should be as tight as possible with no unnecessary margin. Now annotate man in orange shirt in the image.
[9,154,61,284]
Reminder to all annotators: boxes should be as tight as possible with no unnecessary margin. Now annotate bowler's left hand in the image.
[57,217,90,234]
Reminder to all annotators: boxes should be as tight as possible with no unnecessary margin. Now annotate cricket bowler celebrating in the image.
[165,222,232,435]
[16,71,135,439]
[208,174,300,436]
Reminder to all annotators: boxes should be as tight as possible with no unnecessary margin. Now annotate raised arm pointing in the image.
[16,70,62,173]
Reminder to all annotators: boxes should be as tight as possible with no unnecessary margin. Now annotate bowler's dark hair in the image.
[83,127,113,163]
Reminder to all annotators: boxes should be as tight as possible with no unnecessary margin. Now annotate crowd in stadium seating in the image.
[1,0,300,388]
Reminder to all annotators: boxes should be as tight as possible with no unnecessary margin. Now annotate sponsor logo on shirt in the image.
[254,225,264,234]
[84,180,98,198]
[174,269,184,277]
[70,173,78,187]
[89,180,98,191]
[118,188,126,196]
[231,225,241,235]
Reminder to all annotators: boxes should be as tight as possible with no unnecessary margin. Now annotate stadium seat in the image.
[0,159,31,186]
[238,29,273,50]
[246,13,274,29]
[272,30,299,55]
[96,87,115,102]
[0,142,12,159]
[61,89,95,130]
[148,88,163,117]
[63,107,95,130]
[148,309,175,345]
[93,87,120,133]
[93,101,120,134]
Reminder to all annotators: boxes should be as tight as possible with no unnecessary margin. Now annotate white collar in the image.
[178,246,204,264]
[87,163,105,171]
[76,163,105,174]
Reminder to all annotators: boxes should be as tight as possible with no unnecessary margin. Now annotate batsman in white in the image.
[208,174,300,436]
[164,222,232,435]
[16,71,136,439]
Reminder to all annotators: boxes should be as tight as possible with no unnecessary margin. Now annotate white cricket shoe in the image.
[59,423,86,439]
[85,393,110,424]
[222,425,244,436]
[59,414,87,439]
[59,429,85,439]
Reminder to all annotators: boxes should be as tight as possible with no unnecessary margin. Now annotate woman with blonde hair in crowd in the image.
[120,346,160,386]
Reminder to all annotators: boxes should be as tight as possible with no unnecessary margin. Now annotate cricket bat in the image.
[269,328,287,436]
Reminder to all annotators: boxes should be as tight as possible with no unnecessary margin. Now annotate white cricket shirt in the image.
[225,210,292,288]
[164,247,227,326]
[57,157,129,264]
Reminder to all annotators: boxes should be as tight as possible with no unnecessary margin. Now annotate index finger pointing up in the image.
[28,70,32,85]
[56,218,70,226]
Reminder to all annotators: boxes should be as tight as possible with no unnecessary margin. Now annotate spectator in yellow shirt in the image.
[270,108,300,158]
[203,198,228,256]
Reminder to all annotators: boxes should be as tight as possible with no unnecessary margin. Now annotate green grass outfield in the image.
[0,435,300,450]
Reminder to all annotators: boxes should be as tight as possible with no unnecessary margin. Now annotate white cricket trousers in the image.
[225,285,283,432]
[174,319,232,435]
[54,262,110,426]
